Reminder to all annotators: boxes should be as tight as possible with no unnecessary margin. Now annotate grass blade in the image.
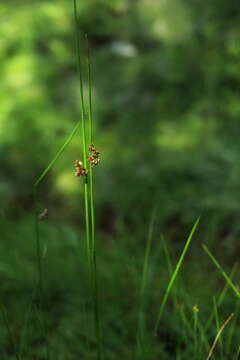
[154,217,200,334]
[136,207,157,357]
[213,296,223,359]
[202,244,240,298]
[206,313,234,360]
[235,344,240,360]
[34,122,80,188]
[205,263,237,331]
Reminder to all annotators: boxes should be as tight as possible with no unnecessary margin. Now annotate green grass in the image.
[154,217,200,333]
[1,214,240,359]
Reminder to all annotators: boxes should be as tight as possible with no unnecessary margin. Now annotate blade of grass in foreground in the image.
[34,122,80,188]
[202,244,240,298]
[161,234,179,308]
[140,207,157,304]
[206,313,234,360]
[213,296,223,359]
[136,207,157,358]
[226,299,239,354]
[205,263,237,331]
[235,344,240,360]
[154,217,200,334]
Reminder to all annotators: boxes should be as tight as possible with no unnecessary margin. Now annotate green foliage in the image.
[1,0,240,359]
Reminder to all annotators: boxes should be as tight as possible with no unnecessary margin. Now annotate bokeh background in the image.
[1,0,240,359]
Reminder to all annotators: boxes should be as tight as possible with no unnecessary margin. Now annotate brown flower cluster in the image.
[74,144,100,178]
[74,160,88,177]
[88,144,100,167]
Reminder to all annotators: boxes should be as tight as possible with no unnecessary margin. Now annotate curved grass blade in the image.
[154,217,200,334]
[205,263,237,331]
[202,244,240,298]
[206,313,234,360]
[34,122,80,188]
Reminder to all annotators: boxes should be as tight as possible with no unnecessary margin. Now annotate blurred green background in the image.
[1,0,240,359]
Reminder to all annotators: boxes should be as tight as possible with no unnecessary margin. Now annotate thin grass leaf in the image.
[34,122,80,188]
[202,244,240,298]
[193,307,199,358]
[205,263,237,331]
[161,234,180,309]
[154,217,200,333]
[226,299,240,354]
[235,344,240,360]
[140,207,157,302]
[136,207,157,358]
[213,296,223,359]
[206,313,234,360]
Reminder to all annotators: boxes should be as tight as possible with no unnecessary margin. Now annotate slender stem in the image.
[86,34,101,360]
[73,0,90,261]
[213,296,223,359]
[32,186,50,360]
[137,207,156,358]
[193,309,198,358]
[86,34,93,146]
[33,187,43,294]
[86,34,95,255]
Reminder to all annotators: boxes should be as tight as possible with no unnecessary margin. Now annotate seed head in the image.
[74,160,88,177]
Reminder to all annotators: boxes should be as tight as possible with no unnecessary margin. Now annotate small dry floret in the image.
[89,144,96,152]
[74,159,88,177]
[38,208,48,221]
[88,144,101,167]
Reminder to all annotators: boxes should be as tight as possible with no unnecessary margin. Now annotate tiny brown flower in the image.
[38,208,48,221]
[74,160,88,177]
[88,144,101,167]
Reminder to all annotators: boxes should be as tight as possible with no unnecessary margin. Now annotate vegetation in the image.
[1,0,240,358]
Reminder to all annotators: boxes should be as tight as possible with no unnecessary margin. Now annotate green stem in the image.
[32,186,50,360]
[86,34,101,360]
[73,0,90,262]
[33,187,43,294]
